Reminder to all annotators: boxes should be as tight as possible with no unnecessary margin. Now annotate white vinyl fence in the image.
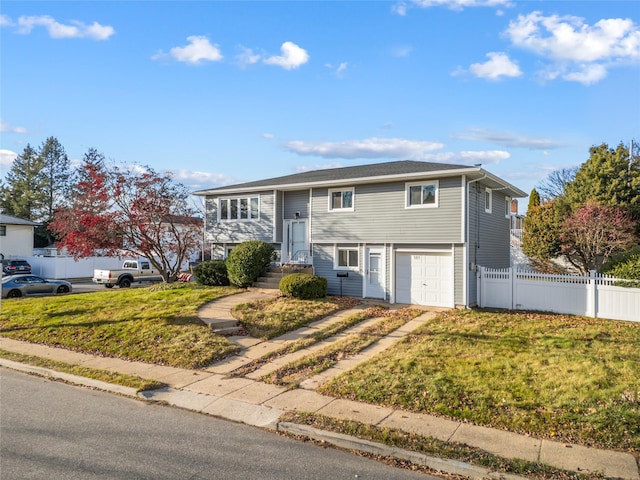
[24,256,133,280]
[477,267,640,322]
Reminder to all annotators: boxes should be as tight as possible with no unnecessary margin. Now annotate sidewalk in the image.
[1,290,638,480]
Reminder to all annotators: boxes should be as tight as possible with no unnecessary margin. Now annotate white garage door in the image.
[395,252,454,307]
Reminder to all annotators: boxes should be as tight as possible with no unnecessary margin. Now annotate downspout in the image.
[465,173,487,308]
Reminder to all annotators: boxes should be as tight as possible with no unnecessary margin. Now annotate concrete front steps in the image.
[253,265,313,290]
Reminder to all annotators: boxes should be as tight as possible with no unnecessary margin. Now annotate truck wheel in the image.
[119,278,132,288]
[105,284,114,289]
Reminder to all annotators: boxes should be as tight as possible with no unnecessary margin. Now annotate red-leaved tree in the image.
[51,156,201,282]
[560,202,638,274]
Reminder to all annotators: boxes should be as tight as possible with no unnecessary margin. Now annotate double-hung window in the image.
[328,188,354,211]
[405,180,438,208]
[0,225,5,236]
[219,196,259,221]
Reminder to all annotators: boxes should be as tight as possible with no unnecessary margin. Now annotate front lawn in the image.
[320,309,640,453]
[0,284,241,369]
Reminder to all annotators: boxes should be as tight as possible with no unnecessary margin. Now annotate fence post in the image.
[587,270,597,318]
[510,267,515,310]
[477,266,483,307]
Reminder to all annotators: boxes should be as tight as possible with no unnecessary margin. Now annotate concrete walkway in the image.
[1,290,638,480]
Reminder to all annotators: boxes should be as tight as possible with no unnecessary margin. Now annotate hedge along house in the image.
[193,160,526,308]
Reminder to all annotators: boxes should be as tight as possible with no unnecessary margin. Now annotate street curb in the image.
[277,422,529,480]
[0,358,141,398]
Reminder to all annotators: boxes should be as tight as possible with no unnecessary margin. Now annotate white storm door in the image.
[365,248,385,299]
[285,220,308,262]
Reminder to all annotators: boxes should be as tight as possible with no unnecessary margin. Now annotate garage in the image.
[395,252,454,307]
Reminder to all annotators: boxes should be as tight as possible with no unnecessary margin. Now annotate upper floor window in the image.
[485,188,492,213]
[505,197,511,218]
[406,180,438,208]
[0,225,5,236]
[219,196,259,221]
[328,188,354,211]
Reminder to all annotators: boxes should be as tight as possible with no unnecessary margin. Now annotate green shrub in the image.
[226,241,276,288]
[193,260,229,286]
[601,247,640,284]
[280,273,327,299]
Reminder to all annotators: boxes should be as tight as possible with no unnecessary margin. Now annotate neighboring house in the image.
[0,213,39,259]
[194,160,526,308]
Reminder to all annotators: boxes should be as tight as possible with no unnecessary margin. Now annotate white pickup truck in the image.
[92,260,163,288]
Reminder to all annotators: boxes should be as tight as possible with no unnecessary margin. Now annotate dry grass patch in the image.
[320,309,640,453]
[0,349,165,391]
[282,412,604,480]
[0,284,241,369]
[231,296,358,339]
[262,307,422,388]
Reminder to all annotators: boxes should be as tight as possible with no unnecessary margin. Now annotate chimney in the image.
[510,199,518,214]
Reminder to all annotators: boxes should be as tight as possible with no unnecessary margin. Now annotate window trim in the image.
[334,246,359,270]
[327,187,355,212]
[405,180,439,208]
[485,188,492,214]
[505,196,511,218]
[218,196,260,221]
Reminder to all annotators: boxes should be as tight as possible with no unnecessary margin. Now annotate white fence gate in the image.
[477,267,640,322]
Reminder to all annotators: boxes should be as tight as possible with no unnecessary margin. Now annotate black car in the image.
[2,259,32,275]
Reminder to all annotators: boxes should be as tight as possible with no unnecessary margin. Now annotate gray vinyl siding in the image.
[311,177,462,243]
[204,190,275,243]
[283,190,310,219]
[454,244,464,306]
[313,244,363,297]
[465,183,511,306]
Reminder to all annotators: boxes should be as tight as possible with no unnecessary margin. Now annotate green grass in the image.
[319,309,640,453]
[262,307,422,388]
[282,412,604,480]
[0,284,242,369]
[231,296,357,339]
[0,349,165,391]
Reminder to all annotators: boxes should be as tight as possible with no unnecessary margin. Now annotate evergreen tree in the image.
[527,188,540,211]
[522,200,564,265]
[564,142,640,218]
[39,136,73,223]
[0,144,46,220]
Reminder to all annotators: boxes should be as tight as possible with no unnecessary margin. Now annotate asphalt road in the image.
[0,369,438,480]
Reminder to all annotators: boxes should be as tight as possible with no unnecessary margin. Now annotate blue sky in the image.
[1,1,639,212]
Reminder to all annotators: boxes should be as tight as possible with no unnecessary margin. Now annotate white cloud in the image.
[167,169,236,191]
[263,41,309,70]
[15,15,114,40]
[261,133,275,139]
[453,128,563,149]
[235,46,261,68]
[468,52,522,80]
[505,11,640,84]
[325,62,348,78]
[0,119,27,134]
[394,0,512,14]
[391,45,413,57]
[1,14,14,27]
[458,150,510,164]
[0,149,18,168]
[154,35,223,65]
[282,137,444,159]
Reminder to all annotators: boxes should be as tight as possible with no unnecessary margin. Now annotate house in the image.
[0,213,39,259]
[193,160,526,308]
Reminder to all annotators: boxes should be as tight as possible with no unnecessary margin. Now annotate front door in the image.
[284,220,308,263]
[365,247,385,299]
